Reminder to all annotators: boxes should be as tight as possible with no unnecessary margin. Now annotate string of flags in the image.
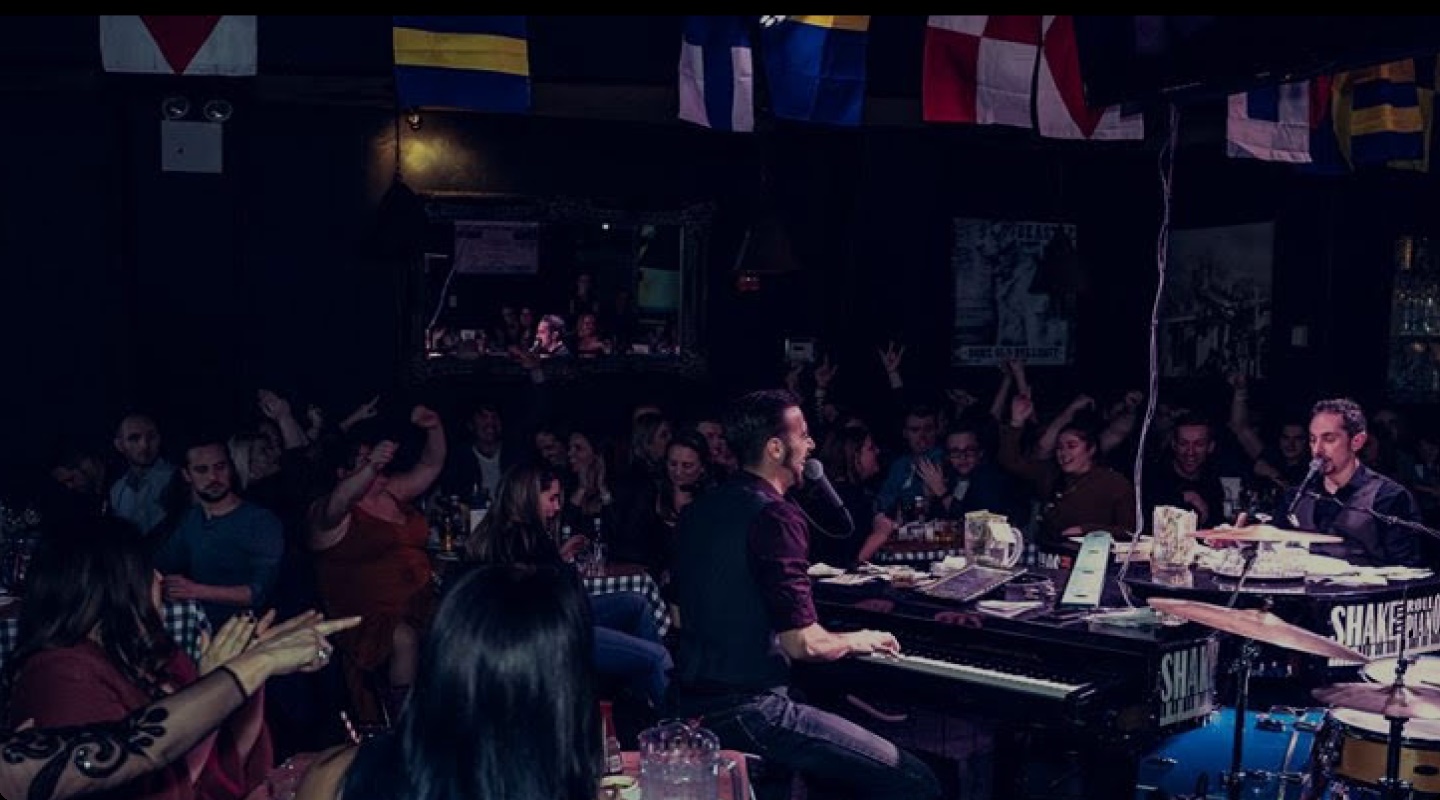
[95,15,1440,172]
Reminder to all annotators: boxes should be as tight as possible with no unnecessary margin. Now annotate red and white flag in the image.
[923,15,1142,141]
[101,16,257,76]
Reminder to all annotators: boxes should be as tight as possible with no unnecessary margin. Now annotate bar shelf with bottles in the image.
[1388,234,1440,402]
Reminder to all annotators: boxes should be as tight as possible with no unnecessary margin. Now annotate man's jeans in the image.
[675,687,940,800]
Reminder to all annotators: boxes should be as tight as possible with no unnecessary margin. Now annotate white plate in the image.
[1208,562,1306,581]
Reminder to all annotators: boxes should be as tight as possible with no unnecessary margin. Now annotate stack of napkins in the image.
[1152,506,1198,568]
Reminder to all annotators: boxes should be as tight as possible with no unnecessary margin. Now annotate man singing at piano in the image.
[1280,398,1424,566]
[670,389,940,800]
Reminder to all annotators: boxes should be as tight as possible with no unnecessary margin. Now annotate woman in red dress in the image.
[308,405,445,723]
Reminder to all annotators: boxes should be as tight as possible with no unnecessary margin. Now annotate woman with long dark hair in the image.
[294,565,601,800]
[4,518,274,800]
[466,463,672,710]
[0,611,358,800]
[615,432,713,581]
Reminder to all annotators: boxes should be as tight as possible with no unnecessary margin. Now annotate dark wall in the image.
[1,76,1433,479]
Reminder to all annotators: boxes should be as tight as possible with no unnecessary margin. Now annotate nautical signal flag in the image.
[100,16,257,76]
[392,16,530,114]
[1333,59,1428,170]
[922,15,1143,140]
[678,16,755,132]
[760,16,871,127]
[1226,80,1316,163]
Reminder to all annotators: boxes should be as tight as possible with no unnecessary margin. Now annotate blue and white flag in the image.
[1226,81,1313,163]
[678,16,754,132]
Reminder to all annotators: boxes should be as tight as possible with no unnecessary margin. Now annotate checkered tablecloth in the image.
[583,570,670,637]
[0,598,210,668]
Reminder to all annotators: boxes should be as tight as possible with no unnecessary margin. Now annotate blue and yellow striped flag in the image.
[393,16,530,113]
[761,15,870,126]
[1332,59,1426,169]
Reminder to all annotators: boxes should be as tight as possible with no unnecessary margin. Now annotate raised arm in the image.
[1036,395,1092,461]
[987,360,1016,422]
[308,441,396,551]
[258,389,309,450]
[1100,390,1144,454]
[998,395,1049,486]
[386,405,446,503]
[1227,374,1265,461]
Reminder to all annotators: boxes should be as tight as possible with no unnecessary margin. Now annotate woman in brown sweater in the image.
[999,394,1137,552]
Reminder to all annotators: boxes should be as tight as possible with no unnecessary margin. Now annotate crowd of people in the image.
[2,337,1435,800]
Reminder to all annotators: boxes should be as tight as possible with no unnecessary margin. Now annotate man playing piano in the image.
[1281,398,1424,566]
[670,389,940,800]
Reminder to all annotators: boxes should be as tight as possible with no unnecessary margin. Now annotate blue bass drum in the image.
[1135,706,1326,799]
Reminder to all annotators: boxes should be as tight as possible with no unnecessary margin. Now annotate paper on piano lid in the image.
[1088,607,1166,628]
[819,573,885,587]
[976,599,1045,618]
[807,563,845,578]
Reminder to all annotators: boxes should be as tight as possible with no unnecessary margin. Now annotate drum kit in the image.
[1146,524,1435,800]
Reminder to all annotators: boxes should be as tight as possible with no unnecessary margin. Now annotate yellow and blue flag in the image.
[1333,59,1426,169]
[761,15,870,126]
[393,16,530,113]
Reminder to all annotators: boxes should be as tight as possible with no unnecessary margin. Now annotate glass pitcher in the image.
[637,721,742,800]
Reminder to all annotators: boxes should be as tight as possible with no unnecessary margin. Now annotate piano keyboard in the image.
[857,650,1091,701]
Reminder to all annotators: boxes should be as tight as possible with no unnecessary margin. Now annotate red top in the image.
[9,640,272,800]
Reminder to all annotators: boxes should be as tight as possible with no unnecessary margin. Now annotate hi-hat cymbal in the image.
[1191,524,1343,545]
[1313,682,1440,720]
[1147,597,1369,662]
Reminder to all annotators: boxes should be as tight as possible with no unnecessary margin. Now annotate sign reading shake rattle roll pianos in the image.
[1327,594,1440,666]
[1158,639,1218,728]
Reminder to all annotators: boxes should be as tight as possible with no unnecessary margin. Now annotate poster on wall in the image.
[1160,222,1274,379]
[952,219,1075,366]
[453,221,540,275]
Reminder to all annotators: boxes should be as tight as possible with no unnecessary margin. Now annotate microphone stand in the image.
[1298,489,1440,545]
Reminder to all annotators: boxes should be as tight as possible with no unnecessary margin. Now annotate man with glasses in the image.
[914,424,1018,520]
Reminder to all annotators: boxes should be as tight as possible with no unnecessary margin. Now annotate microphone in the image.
[800,458,855,538]
[1285,457,1325,527]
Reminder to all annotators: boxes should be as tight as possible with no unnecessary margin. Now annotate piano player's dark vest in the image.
[673,479,790,694]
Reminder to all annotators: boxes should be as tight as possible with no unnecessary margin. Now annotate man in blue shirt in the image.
[155,438,284,626]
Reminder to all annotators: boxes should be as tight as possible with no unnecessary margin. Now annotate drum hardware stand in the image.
[1221,548,1264,800]
[1382,594,1416,800]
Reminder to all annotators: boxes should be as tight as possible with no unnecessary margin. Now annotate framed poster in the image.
[453,221,540,275]
[951,219,1075,366]
[1160,222,1274,378]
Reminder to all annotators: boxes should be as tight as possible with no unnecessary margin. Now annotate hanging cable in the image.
[1116,103,1181,606]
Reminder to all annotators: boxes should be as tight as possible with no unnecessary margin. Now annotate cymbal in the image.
[1313,682,1440,720]
[1191,524,1343,545]
[1147,597,1370,662]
